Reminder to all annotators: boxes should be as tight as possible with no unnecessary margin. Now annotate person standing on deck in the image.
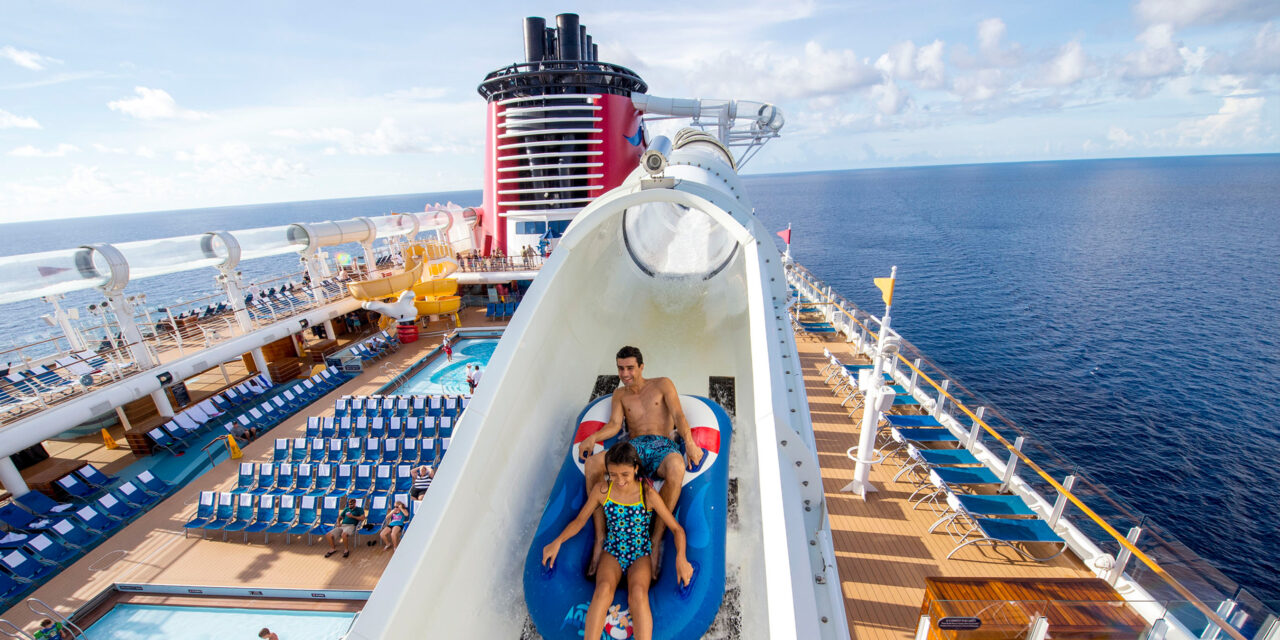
[577,346,704,576]
[465,364,476,394]
[471,366,483,392]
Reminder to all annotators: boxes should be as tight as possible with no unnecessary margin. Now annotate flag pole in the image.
[784,223,792,260]
[845,265,897,499]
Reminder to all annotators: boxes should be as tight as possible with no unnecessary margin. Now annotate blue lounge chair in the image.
[382,440,399,464]
[14,491,73,517]
[69,505,120,536]
[264,495,297,543]
[55,473,102,501]
[374,465,394,492]
[893,443,984,482]
[395,464,413,492]
[947,516,1067,561]
[219,493,258,541]
[274,463,297,495]
[404,417,420,439]
[0,502,58,532]
[353,465,373,495]
[0,571,26,604]
[48,518,96,550]
[149,427,186,454]
[77,463,117,488]
[0,384,42,415]
[438,417,453,439]
[115,481,160,508]
[94,494,142,522]
[360,494,390,535]
[289,465,316,497]
[1,549,55,583]
[306,417,322,438]
[273,439,290,462]
[135,470,174,497]
[332,465,353,494]
[308,496,342,543]
[401,439,419,465]
[910,468,1005,510]
[233,463,257,493]
[241,495,278,543]
[183,492,217,537]
[197,493,235,539]
[929,491,1039,535]
[287,496,320,544]
[249,463,277,495]
[24,533,78,566]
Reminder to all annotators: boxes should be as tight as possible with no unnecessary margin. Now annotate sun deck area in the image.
[0,308,507,633]
[800,335,1095,639]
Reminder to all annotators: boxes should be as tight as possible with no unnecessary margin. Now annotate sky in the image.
[0,0,1277,223]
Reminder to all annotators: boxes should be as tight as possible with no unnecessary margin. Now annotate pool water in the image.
[395,338,498,396]
[84,603,356,640]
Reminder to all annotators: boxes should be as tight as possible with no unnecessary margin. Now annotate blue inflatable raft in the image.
[523,394,732,640]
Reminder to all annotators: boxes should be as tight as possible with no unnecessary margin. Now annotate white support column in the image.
[104,292,154,369]
[1107,526,1142,585]
[362,243,378,275]
[1048,474,1077,528]
[114,406,133,432]
[151,388,175,418]
[219,268,254,332]
[999,436,1024,492]
[966,406,986,450]
[1028,616,1050,640]
[250,348,271,383]
[0,455,29,498]
[324,319,337,341]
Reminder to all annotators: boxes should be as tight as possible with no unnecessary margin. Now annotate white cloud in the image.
[0,109,40,129]
[683,41,879,101]
[1216,21,1280,75]
[0,45,59,71]
[174,142,308,182]
[272,117,461,156]
[1123,24,1186,79]
[875,40,946,89]
[870,80,909,116]
[1037,40,1096,87]
[1135,0,1280,28]
[9,143,80,158]
[977,18,1023,67]
[1107,126,1135,146]
[952,69,1005,102]
[1158,95,1268,146]
[383,86,450,101]
[108,87,210,121]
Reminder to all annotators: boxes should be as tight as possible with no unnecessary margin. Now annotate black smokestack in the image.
[556,13,580,61]
[523,17,546,62]
[584,35,594,61]
[544,27,557,61]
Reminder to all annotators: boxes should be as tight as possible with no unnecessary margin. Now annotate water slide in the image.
[346,130,848,639]
[344,243,462,322]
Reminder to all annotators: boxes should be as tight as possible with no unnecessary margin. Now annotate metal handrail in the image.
[787,261,1251,640]
[26,597,87,639]
[0,619,32,640]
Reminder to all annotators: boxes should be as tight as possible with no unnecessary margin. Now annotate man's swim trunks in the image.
[630,434,681,478]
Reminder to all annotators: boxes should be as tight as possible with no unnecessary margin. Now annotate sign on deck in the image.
[937,617,983,630]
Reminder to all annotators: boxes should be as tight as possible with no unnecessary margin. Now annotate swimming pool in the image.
[393,338,498,396]
[84,603,356,640]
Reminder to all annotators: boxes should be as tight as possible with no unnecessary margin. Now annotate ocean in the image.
[0,154,1276,603]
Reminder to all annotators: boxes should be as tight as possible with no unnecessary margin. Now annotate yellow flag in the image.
[874,277,895,306]
[226,435,243,459]
[101,429,119,450]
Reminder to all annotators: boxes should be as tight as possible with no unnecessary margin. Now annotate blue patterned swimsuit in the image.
[601,483,652,572]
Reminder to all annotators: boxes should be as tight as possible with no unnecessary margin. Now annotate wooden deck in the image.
[798,335,1092,639]
[0,309,507,633]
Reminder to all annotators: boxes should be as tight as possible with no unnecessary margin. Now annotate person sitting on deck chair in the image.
[325,498,365,559]
[578,346,703,577]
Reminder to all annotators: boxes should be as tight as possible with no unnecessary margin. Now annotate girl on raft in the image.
[542,441,693,640]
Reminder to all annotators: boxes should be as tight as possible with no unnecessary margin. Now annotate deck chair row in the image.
[271,437,450,466]
[0,473,176,606]
[232,462,431,497]
[348,330,400,363]
[485,300,519,320]
[878,412,1068,562]
[149,367,351,454]
[184,491,416,545]
[1,348,137,414]
[334,393,467,418]
[305,415,457,440]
